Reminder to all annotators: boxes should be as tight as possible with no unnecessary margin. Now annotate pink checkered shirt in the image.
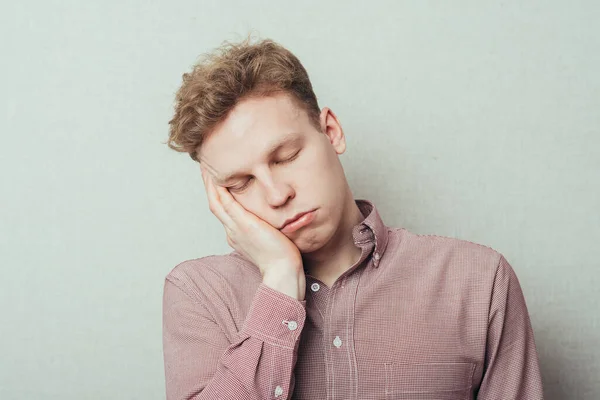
[163,199,544,399]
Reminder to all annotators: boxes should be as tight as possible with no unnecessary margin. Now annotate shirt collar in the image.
[351,199,390,268]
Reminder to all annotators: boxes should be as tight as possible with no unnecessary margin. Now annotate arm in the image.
[163,278,306,400]
[476,255,544,399]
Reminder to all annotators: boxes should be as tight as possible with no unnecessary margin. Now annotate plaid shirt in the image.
[163,199,544,399]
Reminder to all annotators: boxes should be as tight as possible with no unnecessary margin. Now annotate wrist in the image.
[262,268,305,301]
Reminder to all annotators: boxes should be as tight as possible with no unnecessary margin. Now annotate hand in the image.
[200,165,306,300]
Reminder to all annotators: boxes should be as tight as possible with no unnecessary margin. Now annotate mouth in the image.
[280,209,318,233]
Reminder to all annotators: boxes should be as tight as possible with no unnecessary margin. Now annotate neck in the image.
[302,197,364,287]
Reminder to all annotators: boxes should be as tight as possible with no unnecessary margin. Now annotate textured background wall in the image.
[1,1,598,398]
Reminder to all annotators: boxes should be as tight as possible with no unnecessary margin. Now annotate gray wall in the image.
[1,1,598,399]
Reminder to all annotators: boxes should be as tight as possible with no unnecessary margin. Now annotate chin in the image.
[292,224,334,255]
[289,232,314,247]
[296,241,323,255]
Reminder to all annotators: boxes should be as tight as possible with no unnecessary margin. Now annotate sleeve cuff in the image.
[242,283,307,348]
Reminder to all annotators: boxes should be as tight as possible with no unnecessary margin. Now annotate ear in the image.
[319,107,346,155]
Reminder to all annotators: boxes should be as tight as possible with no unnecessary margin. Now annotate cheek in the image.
[233,192,257,210]
[233,191,273,221]
[298,145,330,174]
[300,147,340,184]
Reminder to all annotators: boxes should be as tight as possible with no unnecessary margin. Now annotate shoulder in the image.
[389,227,504,278]
[164,251,262,302]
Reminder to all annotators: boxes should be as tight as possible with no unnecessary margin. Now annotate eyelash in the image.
[228,150,301,193]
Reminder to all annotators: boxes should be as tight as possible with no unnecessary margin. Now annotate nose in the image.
[264,179,295,208]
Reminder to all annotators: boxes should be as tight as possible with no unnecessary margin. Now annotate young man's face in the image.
[197,91,352,254]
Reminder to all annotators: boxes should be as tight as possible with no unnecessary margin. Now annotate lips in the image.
[280,210,313,230]
[280,209,317,234]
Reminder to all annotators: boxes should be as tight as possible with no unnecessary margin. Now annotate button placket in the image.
[318,259,363,398]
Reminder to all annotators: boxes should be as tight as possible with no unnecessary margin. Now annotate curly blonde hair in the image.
[167,37,321,161]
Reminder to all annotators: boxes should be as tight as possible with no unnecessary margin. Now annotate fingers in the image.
[201,165,234,228]
[200,162,250,225]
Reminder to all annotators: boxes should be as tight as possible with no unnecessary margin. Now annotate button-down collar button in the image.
[333,336,343,348]
[286,320,298,331]
[310,283,320,292]
[274,385,284,397]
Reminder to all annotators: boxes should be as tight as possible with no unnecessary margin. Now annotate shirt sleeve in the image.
[162,278,306,400]
[476,255,544,399]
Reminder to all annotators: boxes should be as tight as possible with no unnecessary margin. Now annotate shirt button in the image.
[286,320,298,331]
[274,385,284,397]
[310,283,320,292]
[333,336,342,348]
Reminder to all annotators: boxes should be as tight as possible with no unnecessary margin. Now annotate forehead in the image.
[198,92,313,181]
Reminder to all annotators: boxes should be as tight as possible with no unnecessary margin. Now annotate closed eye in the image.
[227,149,302,193]
[227,178,253,193]
[276,150,301,164]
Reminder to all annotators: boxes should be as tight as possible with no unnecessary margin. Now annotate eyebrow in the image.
[216,132,304,185]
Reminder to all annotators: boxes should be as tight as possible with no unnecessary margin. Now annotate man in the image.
[163,37,544,399]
